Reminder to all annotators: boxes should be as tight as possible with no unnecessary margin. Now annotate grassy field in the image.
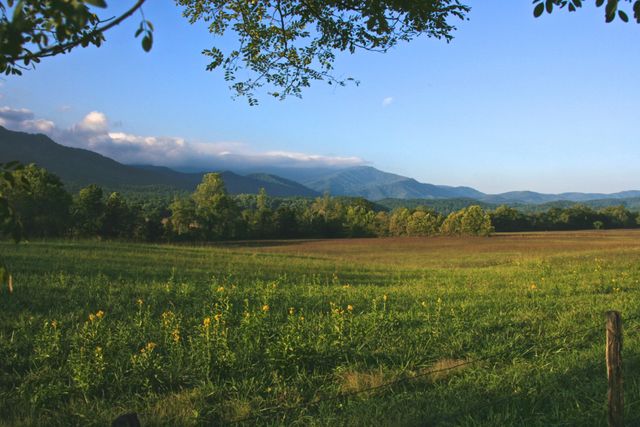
[2,230,640,426]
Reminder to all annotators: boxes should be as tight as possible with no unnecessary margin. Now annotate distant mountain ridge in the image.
[480,190,640,205]
[300,166,485,200]
[1,125,639,204]
[0,126,318,197]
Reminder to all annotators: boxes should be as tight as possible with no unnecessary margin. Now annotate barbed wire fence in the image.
[217,310,640,426]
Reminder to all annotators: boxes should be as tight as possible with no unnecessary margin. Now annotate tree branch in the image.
[16,0,147,62]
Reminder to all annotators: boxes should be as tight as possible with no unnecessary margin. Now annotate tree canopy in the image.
[0,0,150,75]
[1,0,470,103]
[2,0,639,104]
[533,0,640,23]
[177,0,469,103]
[3,1,637,102]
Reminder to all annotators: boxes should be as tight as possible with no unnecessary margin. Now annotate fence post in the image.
[606,311,623,427]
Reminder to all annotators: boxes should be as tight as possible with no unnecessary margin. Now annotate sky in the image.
[1,1,639,194]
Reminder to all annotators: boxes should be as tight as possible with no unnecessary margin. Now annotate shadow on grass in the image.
[292,351,640,427]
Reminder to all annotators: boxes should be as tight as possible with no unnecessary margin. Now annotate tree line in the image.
[1,164,639,242]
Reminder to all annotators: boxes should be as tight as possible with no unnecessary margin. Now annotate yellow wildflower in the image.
[136,298,144,307]
[530,283,537,290]
[89,313,96,322]
[96,310,105,319]
[145,342,156,352]
[289,307,295,315]
[383,294,388,302]
[203,317,211,328]
[161,311,174,326]
[347,305,353,312]
[262,304,270,312]
[172,329,180,343]
[51,320,58,329]
[217,286,225,292]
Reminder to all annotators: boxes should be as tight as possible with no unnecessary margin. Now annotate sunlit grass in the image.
[1,230,640,425]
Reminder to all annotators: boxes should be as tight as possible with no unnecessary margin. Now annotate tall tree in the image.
[490,205,531,232]
[460,205,493,236]
[72,184,105,236]
[273,204,298,238]
[169,196,198,239]
[192,173,241,239]
[249,188,274,238]
[0,161,26,241]
[344,204,376,237]
[406,209,442,236]
[440,209,464,235]
[2,163,71,237]
[388,207,410,236]
[102,192,134,238]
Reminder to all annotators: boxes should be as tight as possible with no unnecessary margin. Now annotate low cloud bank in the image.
[0,106,364,171]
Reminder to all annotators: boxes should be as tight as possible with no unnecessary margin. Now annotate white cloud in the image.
[22,119,56,133]
[0,105,366,171]
[0,106,34,123]
[74,111,109,133]
[262,150,363,167]
[382,97,394,107]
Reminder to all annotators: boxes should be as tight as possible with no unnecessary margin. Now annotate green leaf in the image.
[141,34,153,52]
[545,0,554,14]
[618,10,629,22]
[596,0,605,6]
[605,0,617,22]
[534,3,545,17]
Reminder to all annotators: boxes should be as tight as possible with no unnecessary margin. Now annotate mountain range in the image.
[1,125,639,205]
[0,126,317,197]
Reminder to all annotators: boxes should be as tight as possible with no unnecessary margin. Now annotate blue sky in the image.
[1,1,639,194]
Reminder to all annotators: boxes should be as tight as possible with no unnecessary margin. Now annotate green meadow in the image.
[2,231,640,426]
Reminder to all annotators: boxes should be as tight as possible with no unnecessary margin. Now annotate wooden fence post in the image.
[606,310,623,427]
